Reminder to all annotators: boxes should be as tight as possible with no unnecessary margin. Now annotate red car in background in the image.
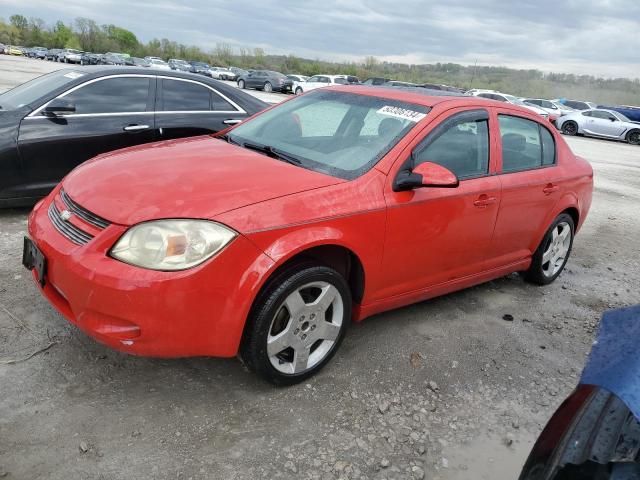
[24,86,593,385]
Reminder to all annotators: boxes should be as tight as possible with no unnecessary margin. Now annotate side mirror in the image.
[43,98,76,116]
[393,162,459,192]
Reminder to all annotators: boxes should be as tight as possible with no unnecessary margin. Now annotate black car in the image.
[189,61,211,76]
[80,52,100,65]
[237,70,293,93]
[0,67,268,206]
[99,53,126,66]
[46,49,62,61]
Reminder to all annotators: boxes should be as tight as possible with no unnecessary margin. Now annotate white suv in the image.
[294,75,348,95]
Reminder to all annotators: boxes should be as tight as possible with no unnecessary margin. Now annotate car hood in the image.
[62,136,345,226]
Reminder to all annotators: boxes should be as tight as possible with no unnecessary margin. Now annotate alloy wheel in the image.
[267,281,344,375]
[628,131,640,145]
[562,122,577,136]
[541,222,571,277]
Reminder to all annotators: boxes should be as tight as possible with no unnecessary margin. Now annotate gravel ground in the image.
[1,56,639,480]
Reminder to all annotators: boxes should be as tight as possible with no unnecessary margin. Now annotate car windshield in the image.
[504,94,528,106]
[0,69,83,110]
[227,90,430,180]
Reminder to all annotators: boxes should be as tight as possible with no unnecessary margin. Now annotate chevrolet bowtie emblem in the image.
[60,210,73,221]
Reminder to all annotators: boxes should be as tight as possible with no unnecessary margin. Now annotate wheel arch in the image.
[532,194,581,251]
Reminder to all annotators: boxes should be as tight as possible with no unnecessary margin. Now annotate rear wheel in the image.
[523,213,574,285]
[263,82,273,93]
[627,130,640,145]
[240,264,351,385]
[561,121,578,136]
[295,87,303,95]
[238,79,245,89]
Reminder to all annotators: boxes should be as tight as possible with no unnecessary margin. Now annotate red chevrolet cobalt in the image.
[24,86,593,384]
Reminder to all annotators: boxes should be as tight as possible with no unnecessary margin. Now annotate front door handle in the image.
[123,124,150,132]
[223,119,243,125]
[542,183,560,195]
[473,194,498,207]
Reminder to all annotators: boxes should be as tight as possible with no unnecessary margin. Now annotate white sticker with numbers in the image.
[377,106,426,122]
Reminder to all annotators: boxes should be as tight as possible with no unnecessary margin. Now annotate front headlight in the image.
[110,220,237,271]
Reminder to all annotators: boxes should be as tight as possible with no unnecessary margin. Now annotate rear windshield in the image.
[227,90,430,180]
[0,69,84,110]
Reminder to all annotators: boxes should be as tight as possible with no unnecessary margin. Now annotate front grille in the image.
[48,202,94,245]
[60,190,110,229]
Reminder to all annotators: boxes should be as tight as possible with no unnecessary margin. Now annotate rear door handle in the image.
[542,184,560,195]
[123,124,150,132]
[473,194,498,207]
[223,119,243,125]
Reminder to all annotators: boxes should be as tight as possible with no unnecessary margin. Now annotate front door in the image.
[17,75,155,198]
[379,108,501,300]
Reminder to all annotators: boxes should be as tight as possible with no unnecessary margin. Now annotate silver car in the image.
[557,108,640,145]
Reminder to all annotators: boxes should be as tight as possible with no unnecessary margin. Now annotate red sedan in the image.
[24,86,593,384]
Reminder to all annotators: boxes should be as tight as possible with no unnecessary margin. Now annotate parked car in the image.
[22,86,592,384]
[522,98,576,120]
[144,56,163,62]
[555,99,598,111]
[168,59,191,72]
[209,67,236,80]
[520,305,640,479]
[362,77,390,85]
[128,57,149,67]
[422,83,465,93]
[556,108,640,145]
[471,91,550,119]
[46,49,62,61]
[99,53,126,65]
[8,45,23,56]
[0,66,268,206]
[238,70,293,93]
[597,104,640,122]
[229,67,248,78]
[384,80,419,87]
[0,43,6,54]
[287,74,308,83]
[80,52,100,66]
[292,74,347,95]
[29,47,48,60]
[59,49,83,64]
[147,58,171,71]
[189,61,211,75]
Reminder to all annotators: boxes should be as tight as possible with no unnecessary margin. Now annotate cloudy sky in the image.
[3,0,639,78]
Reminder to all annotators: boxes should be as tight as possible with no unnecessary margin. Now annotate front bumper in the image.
[27,190,275,358]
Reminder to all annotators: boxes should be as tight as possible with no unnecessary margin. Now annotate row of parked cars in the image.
[465,89,640,145]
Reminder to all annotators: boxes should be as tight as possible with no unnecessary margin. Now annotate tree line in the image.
[1,14,638,105]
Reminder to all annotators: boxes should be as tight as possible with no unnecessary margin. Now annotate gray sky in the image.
[3,0,639,78]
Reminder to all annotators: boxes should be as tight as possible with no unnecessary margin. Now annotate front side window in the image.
[62,77,150,114]
[227,90,430,180]
[413,110,490,179]
[499,115,556,172]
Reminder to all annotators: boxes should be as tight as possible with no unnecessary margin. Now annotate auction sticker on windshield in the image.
[377,106,426,122]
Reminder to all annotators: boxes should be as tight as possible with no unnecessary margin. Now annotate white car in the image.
[470,91,550,119]
[287,74,308,83]
[147,58,171,71]
[522,98,576,117]
[293,74,349,95]
[208,67,237,81]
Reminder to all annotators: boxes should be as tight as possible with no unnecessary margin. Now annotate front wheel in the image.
[240,264,351,385]
[522,213,575,285]
[627,130,640,146]
[263,82,273,93]
[238,79,245,89]
[561,121,578,136]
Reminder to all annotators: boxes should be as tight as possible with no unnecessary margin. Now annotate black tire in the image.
[626,129,640,146]
[561,121,578,136]
[263,82,273,93]
[238,79,245,89]
[522,213,575,285]
[295,87,303,95]
[240,263,351,386]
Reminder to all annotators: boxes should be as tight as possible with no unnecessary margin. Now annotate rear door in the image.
[154,77,247,140]
[17,75,155,198]
[487,110,560,268]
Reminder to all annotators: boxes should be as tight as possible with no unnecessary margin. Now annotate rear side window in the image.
[63,77,150,114]
[161,79,234,112]
[499,115,556,172]
[414,110,490,179]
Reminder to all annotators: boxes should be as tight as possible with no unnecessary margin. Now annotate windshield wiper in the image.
[242,141,303,166]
